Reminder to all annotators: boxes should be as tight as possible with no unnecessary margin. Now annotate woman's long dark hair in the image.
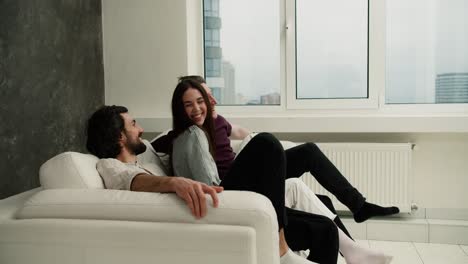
[171,79,216,158]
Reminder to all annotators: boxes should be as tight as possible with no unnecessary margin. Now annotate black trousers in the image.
[220,133,340,264]
[285,143,366,213]
[221,132,287,228]
[286,207,339,264]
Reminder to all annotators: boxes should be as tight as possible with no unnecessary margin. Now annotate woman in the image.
[169,79,391,264]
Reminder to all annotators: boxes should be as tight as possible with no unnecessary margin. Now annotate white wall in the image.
[102,0,191,118]
[102,1,468,213]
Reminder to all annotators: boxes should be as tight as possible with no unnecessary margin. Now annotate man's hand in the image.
[171,177,223,219]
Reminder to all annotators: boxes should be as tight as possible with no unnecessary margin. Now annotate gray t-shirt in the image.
[172,125,221,186]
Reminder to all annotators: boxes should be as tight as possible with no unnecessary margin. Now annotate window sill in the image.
[138,115,468,133]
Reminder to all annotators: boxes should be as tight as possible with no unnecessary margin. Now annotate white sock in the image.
[338,229,393,264]
[280,249,318,264]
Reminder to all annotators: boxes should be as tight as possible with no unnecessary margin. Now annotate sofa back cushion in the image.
[137,140,170,176]
[39,140,169,189]
[40,152,104,189]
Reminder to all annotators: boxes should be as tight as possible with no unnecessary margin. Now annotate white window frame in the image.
[286,0,378,110]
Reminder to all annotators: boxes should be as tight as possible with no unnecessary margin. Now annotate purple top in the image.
[213,115,235,180]
[151,115,236,180]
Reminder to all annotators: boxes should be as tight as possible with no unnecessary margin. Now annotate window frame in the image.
[286,0,378,110]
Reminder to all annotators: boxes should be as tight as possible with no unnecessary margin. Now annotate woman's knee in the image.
[251,132,284,153]
[304,142,320,153]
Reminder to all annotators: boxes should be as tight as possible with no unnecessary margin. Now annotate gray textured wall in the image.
[0,0,104,199]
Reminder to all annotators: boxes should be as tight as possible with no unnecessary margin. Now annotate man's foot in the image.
[280,249,318,264]
[354,202,399,223]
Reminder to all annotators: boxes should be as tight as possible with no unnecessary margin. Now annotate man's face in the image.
[120,113,146,155]
[201,83,218,118]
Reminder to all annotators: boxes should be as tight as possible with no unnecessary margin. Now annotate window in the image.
[296,0,368,100]
[386,0,468,104]
[204,29,220,47]
[205,58,221,77]
[201,0,468,111]
[204,0,219,17]
[202,0,281,105]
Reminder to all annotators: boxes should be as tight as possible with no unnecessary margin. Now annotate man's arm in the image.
[229,123,251,140]
[131,174,223,219]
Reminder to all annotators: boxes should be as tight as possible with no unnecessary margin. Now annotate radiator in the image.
[299,143,413,213]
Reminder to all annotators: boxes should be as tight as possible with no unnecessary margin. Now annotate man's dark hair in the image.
[86,105,128,158]
[178,75,206,84]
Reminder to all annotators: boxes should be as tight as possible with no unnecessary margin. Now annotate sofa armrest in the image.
[16,189,279,262]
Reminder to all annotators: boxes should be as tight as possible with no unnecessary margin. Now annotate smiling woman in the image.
[170,79,218,185]
[182,88,208,126]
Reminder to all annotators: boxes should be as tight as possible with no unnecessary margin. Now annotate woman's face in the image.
[182,87,207,126]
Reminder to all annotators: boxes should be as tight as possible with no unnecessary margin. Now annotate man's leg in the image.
[285,208,339,264]
[286,178,354,240]
[285,143,399,222]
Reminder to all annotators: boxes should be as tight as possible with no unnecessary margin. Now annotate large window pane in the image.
[386,0,468,104]
[296,0,368,99]
[203,0,280,105]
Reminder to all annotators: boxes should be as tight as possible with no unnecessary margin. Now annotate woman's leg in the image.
[222,133,318,264]
[285,143,399,222]
[221,132,287,228]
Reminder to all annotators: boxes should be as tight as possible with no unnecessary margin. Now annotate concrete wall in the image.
[0,0,104,199]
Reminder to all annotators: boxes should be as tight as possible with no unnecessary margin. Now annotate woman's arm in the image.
[172,126,221,186]
[229,123,251,140]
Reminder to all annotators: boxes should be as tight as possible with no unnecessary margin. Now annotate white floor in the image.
[337,240,468,264]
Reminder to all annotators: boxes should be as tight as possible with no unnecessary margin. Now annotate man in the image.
[153,75,400,224]
[86,105,222,218]
[86,105,336,264]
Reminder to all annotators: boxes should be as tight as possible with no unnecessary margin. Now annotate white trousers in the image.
[285,178,336,220]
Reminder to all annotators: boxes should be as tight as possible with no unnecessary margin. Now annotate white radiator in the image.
[299,143,413,213]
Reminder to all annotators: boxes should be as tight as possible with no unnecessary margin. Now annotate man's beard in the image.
[127,138,147,155]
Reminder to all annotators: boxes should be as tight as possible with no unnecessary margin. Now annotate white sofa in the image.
[0,139,282,264]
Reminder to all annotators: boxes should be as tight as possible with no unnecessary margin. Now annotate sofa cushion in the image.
[40,140,170,189]
[137,139,170,176]
[40,152,104,189]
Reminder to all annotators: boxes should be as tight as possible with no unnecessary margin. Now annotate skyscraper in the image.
[204,0,224,103]
[435,73,468,103]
